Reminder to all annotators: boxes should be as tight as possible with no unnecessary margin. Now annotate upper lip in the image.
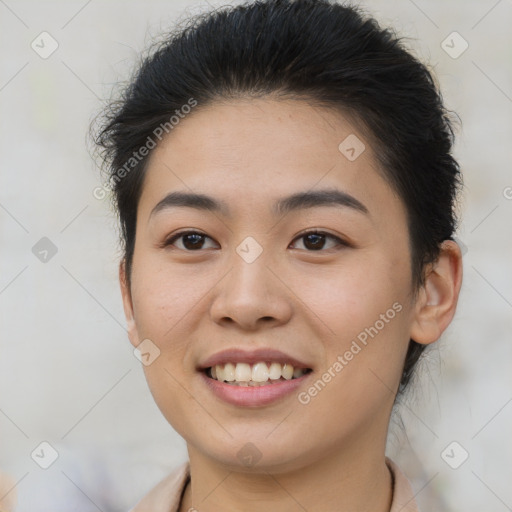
[198,348,313,370]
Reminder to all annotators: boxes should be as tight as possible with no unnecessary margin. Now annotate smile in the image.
[206,362,312,386]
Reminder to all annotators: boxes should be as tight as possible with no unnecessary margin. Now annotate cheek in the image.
[305,252,408,333]
[142,363,205,444]
[300,251,411,392]
[130,256,215,342]
[297,291,409,443]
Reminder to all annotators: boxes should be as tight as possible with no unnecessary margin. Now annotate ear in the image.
[410,240,463,345]
[119,260,140,348]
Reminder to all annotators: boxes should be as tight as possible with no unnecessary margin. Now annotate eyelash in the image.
[162,229,350,252]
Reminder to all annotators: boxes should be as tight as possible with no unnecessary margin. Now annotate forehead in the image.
[138,98,405,225]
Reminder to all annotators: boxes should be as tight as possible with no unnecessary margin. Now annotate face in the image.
[120,98,441,473]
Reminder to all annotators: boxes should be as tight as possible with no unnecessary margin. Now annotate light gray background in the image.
[0,0,511,510]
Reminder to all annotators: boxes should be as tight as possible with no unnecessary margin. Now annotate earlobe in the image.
[119,260,140,348]
[410,240,463,345]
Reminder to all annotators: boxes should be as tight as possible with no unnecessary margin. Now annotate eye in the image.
[289,230,349,251]
[163,230,218,251]
[162,229,349,252]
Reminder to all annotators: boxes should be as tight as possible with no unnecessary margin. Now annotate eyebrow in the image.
[149,188,369,220]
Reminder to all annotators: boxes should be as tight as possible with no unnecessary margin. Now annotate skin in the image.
[0,470,17,511]
[119,98,463,512]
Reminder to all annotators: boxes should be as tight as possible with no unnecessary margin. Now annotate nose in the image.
[209,250,293,331]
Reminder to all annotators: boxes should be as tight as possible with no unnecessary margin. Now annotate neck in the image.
[179,431,393,512]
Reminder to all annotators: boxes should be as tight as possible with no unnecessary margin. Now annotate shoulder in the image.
[386,457,420,512]
[129,461,190,512]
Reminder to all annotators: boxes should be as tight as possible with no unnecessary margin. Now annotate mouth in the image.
[197,348,314,405]
[203,362,313,387]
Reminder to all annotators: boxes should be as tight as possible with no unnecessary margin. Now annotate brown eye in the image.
[290,230,348,251]
[163,229,348,252]
[164,231,217,251]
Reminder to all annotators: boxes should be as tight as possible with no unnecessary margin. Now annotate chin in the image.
[193,436,311,474]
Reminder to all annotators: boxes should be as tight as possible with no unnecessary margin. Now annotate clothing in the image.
[130,457,419,512]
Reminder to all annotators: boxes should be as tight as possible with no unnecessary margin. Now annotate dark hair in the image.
[94,0,462,394]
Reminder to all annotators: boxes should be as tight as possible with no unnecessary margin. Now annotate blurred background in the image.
[0,0,511,510]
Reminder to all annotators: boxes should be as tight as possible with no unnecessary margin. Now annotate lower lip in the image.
[200,371,312,407]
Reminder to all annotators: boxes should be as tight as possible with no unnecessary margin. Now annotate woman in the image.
[94,0,463,510]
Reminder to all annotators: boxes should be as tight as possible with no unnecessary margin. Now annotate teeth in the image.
[282,363,293,380]
[224,362,236,381]
[252,362,269,382]
[268,362,282,380]
[235,363,252,382]
[209,361,309,384]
